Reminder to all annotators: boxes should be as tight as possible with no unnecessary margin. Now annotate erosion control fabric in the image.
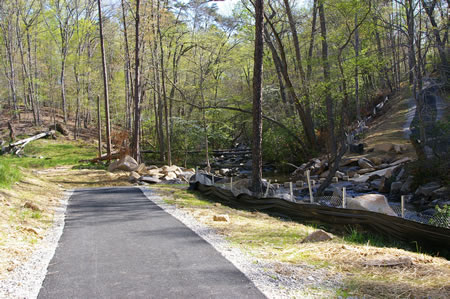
[190,181,450,249]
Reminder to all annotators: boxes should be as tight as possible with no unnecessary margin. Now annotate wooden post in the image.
[401,195,405,218]
[212,174,214,185]
[342,187,346,208]
[264,179,271,198]
[307,170,314,203]
[97,95,102,158]
[195,166,199,182]
[289,182,294,201]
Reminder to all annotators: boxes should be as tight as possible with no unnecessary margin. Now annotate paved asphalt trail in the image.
[38,187,264,299]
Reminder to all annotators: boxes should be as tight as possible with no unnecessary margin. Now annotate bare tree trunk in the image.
[251,0,264,194]
[121,0,133,133]
[98,0,112,158]
[131,0,141,162]
[97,95,102,158]
[318,1,336,157]
[157,0,171,165]
[354,13,360,120]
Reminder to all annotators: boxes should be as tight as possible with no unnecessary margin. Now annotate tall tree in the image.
[97,0,112,158]
[131,0,141,162]
[251,0,264,194]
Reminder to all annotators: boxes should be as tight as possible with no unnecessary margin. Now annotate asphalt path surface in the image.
[38,187,264,299]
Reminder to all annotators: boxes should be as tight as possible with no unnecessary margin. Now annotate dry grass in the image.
[155,184,450,298]
[0,171,62,279]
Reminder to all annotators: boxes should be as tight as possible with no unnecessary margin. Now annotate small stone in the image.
[214,203,221,207]
[296,181,304,187]
[24,201,41,211]
[301,229,334,243]
[213,214,230,222]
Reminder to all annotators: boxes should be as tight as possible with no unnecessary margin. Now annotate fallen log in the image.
[2,130,55,156]
[79,151,120,163]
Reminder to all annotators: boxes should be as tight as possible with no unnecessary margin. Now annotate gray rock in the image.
[415,182,441,197]
[390,181,403,195]
[400,176,414,194]
[354,183,372,193]
[140,176,161,184]
[370,179,382,190]
[395,168,405,181]
[166,178,184,184]
[431,187,450,200]
[358,158,374,169]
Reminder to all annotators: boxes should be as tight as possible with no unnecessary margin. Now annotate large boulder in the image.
[108,155,139,172]
[347,194,397,216]
[415,182,441,198]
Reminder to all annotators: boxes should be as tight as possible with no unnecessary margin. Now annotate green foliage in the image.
[0,159,22,189]
[428,205,450,228]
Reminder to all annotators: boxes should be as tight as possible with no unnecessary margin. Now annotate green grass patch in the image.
[0,139,97,188]
[0,159,22,188]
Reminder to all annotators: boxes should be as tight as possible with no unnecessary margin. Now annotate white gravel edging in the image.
[139,187,341,298]
[0,190,72,299]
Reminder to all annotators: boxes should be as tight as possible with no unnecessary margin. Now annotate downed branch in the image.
[1,130,55,156]
[79,151,120,163]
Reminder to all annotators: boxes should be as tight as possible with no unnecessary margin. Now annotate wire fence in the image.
[201,173,450,229]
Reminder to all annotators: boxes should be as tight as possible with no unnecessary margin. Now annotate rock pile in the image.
[108,155,195,184]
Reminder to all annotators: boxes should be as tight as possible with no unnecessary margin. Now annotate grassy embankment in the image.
[154,184,450,298]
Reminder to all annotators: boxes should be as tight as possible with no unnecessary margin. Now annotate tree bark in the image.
[131,0,141,162]
[252,0,264,194]
[318,1,336,157]
[98,0,112,159]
